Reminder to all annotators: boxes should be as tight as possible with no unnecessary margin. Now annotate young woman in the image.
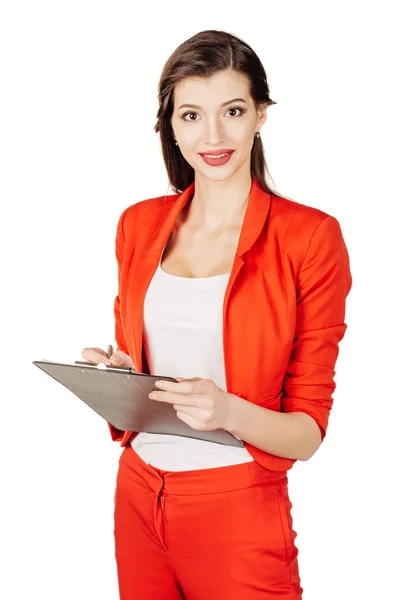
[82,29,352,599]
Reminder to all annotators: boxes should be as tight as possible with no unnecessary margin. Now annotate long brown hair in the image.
[154,29,281,196]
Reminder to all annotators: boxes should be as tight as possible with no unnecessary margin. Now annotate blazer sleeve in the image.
[108,206,131,442]
[113,207,130,355]
[282,215,352,440]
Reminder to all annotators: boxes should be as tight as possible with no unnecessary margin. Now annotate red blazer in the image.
[108,177,352,472]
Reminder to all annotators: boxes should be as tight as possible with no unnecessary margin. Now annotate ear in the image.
[256,102,268,131]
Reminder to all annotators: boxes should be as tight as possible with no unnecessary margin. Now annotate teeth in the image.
[204,152,230,159]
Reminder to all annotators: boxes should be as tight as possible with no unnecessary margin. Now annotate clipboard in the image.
[32,359,245,448]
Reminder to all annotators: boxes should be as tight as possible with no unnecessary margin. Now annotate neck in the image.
[186,169,253,231]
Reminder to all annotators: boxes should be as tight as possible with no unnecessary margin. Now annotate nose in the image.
[204,116,225,146]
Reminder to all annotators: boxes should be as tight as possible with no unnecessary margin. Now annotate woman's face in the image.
[170,69,266,183]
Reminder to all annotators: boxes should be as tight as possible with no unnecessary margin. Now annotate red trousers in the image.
[114,444,303,599]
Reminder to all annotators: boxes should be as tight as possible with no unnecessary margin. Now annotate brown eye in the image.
[182,112,198,121]
[227,107,244,117]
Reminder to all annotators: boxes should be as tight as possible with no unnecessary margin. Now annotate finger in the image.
[81,348,111,364]
[173,404,204,416]
[175,410,205,431]
[154,379,197,394]
[109,351,135,368]
[150,390,201,406]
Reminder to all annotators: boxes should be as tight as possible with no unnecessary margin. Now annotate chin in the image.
[194,158,235,178]
[199,169,237,183]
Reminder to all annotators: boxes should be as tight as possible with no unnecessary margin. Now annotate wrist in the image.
[223,392,244,434]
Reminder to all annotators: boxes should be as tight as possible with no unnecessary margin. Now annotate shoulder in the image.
[270,192,329,227]
[116,192,179,236]
[270,192,343,241]
[269,193,347,273]
[121,192,177,220]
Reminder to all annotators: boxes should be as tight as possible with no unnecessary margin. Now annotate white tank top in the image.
[130,254,254,471]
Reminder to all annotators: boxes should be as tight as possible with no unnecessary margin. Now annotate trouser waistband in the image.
[118,444,288,496]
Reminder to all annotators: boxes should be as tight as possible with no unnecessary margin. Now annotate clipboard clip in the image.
[73,360,136,374]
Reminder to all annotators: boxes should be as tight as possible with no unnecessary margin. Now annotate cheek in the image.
[233,121,256,142]
[178,132,204,164]
[176,139,200,169]
[171,117,188,142]
[180,126,202,146]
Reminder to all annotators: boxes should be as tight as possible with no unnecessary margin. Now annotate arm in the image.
[227,215,353,461]
[227,397,321,461]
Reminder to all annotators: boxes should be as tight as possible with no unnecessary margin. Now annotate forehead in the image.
[174,70,251,103]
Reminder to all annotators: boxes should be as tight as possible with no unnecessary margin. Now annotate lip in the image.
[199,149,234,167]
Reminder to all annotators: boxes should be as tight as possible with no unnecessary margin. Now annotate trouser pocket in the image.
[277,484,292,566]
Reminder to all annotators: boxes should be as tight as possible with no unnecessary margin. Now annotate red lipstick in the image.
[199,149,234,167]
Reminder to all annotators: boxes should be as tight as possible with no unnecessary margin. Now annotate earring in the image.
[174,140,178,146]
[255,131,260,138]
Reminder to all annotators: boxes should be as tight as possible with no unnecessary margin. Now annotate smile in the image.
[199,151,234,166]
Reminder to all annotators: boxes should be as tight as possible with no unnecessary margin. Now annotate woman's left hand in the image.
[150,377,235,432]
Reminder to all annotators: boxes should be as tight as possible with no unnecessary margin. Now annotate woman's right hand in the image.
[81,345,136,369]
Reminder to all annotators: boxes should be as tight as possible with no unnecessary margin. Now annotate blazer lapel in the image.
[127,177,272,379]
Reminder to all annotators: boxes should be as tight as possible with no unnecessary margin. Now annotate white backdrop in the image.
[1,1,399,598]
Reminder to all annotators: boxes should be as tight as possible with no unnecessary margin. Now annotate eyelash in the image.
[181,106,246,121]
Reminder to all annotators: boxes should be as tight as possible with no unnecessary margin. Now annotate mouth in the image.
[199,150,234,167]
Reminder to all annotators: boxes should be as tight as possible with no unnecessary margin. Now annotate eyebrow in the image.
[177,97,247,110]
